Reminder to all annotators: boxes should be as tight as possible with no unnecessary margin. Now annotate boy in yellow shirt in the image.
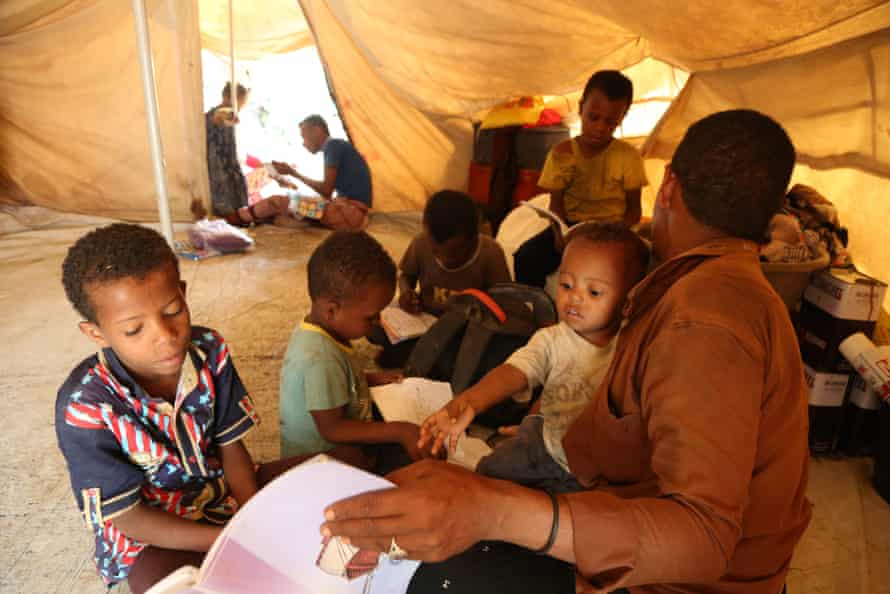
[514,70,648,288]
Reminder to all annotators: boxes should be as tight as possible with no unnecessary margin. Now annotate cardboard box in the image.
[798,300,876,373]
[803,268,887,322]
[804,364,851,406]
[804,364,851,455]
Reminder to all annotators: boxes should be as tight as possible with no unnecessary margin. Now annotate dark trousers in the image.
[407,541,629,594]
[477,416,584,494]
[368,325,419,369]
[408,542,574,594]
[514,227,561,289]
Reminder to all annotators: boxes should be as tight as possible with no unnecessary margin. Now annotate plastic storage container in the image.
[761,252,831,310]
[514,126,569,170]
[474,128,497,165]
[512,169,541,205]
[468,161,493,204]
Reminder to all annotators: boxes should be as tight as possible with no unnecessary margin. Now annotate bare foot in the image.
[190,199,208,220]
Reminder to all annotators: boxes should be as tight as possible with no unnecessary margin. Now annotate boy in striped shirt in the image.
[55,224,301,592]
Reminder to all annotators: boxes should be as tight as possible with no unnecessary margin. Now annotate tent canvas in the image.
[1,0,888,287]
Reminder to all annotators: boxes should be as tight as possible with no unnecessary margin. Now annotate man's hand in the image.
[212,107,239,127]
[271,160,298,177]
[321,460,503,562]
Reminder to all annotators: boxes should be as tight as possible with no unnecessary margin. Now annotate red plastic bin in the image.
[512,168,542,205]
[468,161,493,204]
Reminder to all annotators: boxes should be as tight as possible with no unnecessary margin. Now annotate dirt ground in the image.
[0,213,888,594]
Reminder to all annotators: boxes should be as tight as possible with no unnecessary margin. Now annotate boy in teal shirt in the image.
[280,231,426,468]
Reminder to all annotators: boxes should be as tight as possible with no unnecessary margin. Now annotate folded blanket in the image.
[761,184,850,266]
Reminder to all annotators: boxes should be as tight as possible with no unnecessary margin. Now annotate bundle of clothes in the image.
[760,184,852,267]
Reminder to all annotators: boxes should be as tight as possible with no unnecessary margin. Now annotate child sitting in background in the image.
[279,231,427,473]
[514,70,648,288]
[420,223,649,493]
[55,224,307,593]
[399,189,511,316]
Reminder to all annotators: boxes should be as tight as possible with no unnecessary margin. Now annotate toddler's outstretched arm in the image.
[419,364,528,456]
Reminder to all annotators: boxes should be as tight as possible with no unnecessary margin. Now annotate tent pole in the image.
[131,0,175,245]
[229,0,237,115]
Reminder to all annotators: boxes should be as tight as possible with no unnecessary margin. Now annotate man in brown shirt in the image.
[321,110,811,594]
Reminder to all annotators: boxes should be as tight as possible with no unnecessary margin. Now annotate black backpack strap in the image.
[488,283,557,328]
[451,320,497,394]
[404,308,469,379]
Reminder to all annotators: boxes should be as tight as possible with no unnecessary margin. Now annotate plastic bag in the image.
[187,218,254,254]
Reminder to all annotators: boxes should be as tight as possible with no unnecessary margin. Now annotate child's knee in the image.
[270,195,290,212]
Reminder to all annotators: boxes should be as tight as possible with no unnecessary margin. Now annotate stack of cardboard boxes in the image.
[798,268,887,457]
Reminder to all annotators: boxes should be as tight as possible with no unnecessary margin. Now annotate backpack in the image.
[405,283,556,427]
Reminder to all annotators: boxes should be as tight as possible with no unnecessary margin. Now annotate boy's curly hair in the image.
[565,222,650,284]
[423,190,478,243]
[62,224,178,322]
[580,70,634,109]
[308,231,397,301]
[671,110,795,242]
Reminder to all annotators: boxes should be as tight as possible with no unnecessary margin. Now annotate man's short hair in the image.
[300,114,330,135]
[566,222,650,284]
[307,231,396,301]
[423,190,479,243]
[222,82,249,98]
[671,109,795,241]
[580,70,634,108]
[62,224,179,323]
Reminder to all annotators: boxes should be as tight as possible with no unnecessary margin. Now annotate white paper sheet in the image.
[151,456,419,594]
[370,378,454,425]
[380,306,437,344]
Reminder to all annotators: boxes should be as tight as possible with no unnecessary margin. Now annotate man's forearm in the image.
[485,479,576,563]
[294,172,326,195]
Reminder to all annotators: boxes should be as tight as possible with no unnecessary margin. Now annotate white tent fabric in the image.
[644,28,890,177]
[0,0,207,221]
[0,0,888,284]
[198,0,312,59]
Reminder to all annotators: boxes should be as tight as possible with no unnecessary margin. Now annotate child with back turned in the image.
[279,231,429,472]
[55,224,306,593]
[420,223,649,493]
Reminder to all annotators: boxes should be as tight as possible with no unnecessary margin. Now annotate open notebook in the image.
[521,202,585,242]
[370,378,492,469]
[380,306,437,344]
[146,455,419,594]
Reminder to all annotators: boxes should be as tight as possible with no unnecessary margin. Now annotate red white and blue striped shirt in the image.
[55,327,259,585]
